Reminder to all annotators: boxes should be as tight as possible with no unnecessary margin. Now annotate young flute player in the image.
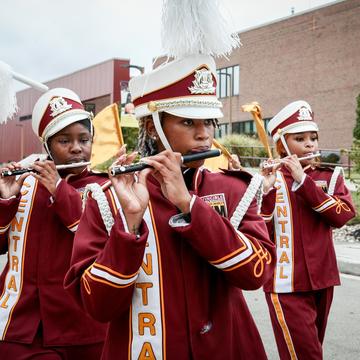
[261,100,355,360]
[0,88,107,359]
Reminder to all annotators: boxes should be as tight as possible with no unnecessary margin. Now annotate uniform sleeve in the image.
[260,188,277,223]
[64,194,149,323]
[170,193,276,290]
[294,174,355,228]
[49,179,85,233]
[0,195,21,253]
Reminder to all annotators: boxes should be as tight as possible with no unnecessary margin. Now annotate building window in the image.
[84,103,96,114]
[215,123,228,138]
[120,80,130,106]
[232,120,254,135]
[216,65,240,98]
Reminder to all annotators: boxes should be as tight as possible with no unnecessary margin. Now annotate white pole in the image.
[11,71,48,92]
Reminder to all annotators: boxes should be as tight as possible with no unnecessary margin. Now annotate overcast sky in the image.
[1,0,337,90]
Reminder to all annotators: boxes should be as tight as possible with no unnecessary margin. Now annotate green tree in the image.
[353,94,360,140]
[351,94,360,172]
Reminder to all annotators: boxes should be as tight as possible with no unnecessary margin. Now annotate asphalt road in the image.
[243,273,360,359]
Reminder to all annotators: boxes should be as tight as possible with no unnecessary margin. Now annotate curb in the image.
[337,259,360,277]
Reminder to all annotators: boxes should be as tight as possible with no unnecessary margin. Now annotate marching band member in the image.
[0,88,107,359]
[64,52,276,360]
[261,100,355,359]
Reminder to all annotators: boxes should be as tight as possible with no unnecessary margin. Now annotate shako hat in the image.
[267,100,319,143]
[129,54,223,121]
[267,100,319,155]
[32,88,92,142]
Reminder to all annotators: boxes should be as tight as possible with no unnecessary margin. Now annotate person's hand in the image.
[228,154,241,170]
[0,162,29,199]
[32,160,60,196]
[281,155,304,183]
[260,160,280,193]
[143,150,192,214]
[110,146,151,234]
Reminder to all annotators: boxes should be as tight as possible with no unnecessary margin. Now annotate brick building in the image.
[216,0,360,150]
[1,0,359,163]
[0,58,130,162]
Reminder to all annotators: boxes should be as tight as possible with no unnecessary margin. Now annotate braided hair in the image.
[137,116,159,157]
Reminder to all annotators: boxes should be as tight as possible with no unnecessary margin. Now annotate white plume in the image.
[0,61,18,124]
[161,0,240,59]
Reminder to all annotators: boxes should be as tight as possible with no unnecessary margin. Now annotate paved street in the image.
[243,273,360,359]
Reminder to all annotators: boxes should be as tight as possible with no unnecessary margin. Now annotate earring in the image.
[153,135,157,140]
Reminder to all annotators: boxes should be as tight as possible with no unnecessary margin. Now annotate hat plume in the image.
[0,61,18,124]
[161,0,240,59]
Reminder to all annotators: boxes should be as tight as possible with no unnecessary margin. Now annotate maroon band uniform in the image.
[261,100,356,360]
[65,168,276,359]
[0,170,108,358]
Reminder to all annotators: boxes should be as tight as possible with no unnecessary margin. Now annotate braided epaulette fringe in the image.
[83,183,114,235]
[328,166,344,196]
[230,173,264,229]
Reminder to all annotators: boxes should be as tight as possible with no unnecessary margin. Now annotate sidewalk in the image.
[335,241,360,277]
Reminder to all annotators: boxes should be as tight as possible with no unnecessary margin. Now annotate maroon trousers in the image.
[0,324,103,360]
[265,288,334,360]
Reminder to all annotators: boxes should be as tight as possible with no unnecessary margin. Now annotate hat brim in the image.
[164,107,223,119]
[273,122,319,142]
[43,112,91,140]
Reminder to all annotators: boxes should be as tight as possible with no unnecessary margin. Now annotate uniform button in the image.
[200,321,212,334]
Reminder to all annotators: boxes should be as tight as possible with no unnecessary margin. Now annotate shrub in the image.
[218,134,269,167]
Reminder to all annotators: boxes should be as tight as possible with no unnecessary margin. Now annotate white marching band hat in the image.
[267,100,319,155]
[268,100,319,142]
[129,54,223,120]
[32,88,92,142]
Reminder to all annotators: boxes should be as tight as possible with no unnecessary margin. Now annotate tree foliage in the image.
[351,94,360,172]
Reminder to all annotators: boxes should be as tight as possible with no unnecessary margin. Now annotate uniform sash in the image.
[109,187,165,359]
[273,172,294,293]
[0,176,37,338]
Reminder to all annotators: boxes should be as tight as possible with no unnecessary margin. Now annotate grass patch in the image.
[348,191,360,225]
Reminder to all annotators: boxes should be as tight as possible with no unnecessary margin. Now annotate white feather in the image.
[161,0,240,59]
[0,61,18,124]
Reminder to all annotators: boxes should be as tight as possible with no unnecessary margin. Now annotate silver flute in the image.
[261,152,321,169]
[1,162,91,177]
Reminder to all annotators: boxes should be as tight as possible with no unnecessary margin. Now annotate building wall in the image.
[216,0,360,149]
[0,58,130,162]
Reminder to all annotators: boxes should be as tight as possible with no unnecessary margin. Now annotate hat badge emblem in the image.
[188,68,216,94]
[297,106,312,121]
[49,97,72,118]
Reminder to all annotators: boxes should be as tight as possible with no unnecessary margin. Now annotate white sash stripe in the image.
[90,267,138,285]
[213,230,253,270]
[274,172,293,293]
[131,208,164,359]
[0,176,36,338]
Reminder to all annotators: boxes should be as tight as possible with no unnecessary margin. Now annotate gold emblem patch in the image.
[200,193,228,217]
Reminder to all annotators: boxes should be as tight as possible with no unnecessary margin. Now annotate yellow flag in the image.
[90,103,124,169]
[241,102,272,158]
[204,139,232,172]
